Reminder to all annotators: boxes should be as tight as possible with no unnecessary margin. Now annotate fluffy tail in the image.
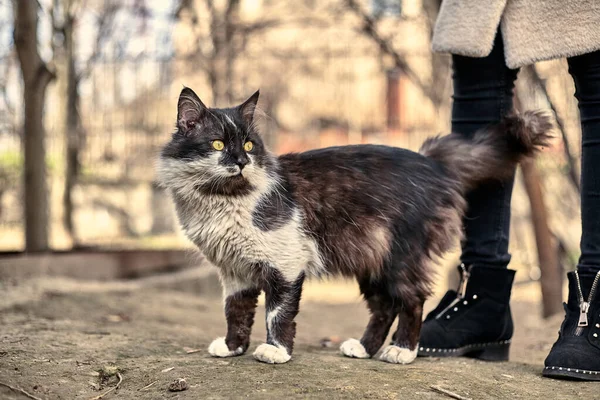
[419,110,553,191]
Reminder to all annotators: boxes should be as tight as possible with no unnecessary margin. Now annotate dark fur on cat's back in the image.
[157,87,552,364]
[278,146,459,294]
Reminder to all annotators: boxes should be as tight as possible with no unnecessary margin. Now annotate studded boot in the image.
[418,264,515,361]
[543,268,600,380]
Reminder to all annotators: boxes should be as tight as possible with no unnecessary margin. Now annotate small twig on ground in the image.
[184,347,202,354]
[138,380,158,391]
[430,385,472,400]
[0,381,43,400]
[81,330,111,336]
[88,372,122,400]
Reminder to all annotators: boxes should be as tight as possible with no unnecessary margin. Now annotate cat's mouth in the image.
[195,171,254,196]
[225,166,245,177]
[229,172,248,181]
[221,170,248,181]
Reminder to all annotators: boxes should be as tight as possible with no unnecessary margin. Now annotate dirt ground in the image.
[1,267,598,400]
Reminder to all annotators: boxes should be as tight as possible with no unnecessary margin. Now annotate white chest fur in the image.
[173,189,323,284]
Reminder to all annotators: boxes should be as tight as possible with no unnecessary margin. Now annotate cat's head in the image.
[157,87,275,197]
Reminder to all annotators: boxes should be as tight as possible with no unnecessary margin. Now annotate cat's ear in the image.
[177,87,207,133]
[238,90,260,126]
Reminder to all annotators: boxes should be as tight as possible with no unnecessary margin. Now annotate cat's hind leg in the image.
[377,242,431,364]
[340,279,397,359]
[379,299,423,364]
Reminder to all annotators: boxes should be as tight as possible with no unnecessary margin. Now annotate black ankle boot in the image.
[543,268,600,380]
[418,264,515,361]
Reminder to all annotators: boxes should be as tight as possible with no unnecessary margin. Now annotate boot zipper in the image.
[458,263,469,299]
[436,264,470,320]
[574,270,600,336]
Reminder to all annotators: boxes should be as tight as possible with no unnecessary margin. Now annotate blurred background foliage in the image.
[0,0,584,314]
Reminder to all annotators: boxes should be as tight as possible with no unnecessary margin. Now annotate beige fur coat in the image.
[432,0,600,68]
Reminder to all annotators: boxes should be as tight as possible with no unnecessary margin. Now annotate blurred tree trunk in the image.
[57,0,117,246]
[62,0,81,244]
[223,0,240,104]
[514,91,563,318]
[14,0,55,252]
[521,159,563,318]
[207,0,240,105]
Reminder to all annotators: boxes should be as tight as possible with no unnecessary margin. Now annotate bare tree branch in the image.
[343,0,443,106]
[174,0,327,105]
[77,1,120,81]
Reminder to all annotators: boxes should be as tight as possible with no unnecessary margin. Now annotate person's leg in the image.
[418,33,520,360]
[452,34,519,268]
[544,50,600,381]
[572,51,600,272]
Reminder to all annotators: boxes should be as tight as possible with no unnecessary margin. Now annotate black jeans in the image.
[453,34,600,270]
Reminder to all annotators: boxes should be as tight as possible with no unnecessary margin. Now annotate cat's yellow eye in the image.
[244,141,254,152]
[212,140,225,151]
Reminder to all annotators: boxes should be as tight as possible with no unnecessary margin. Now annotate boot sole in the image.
[417,340,511,361]
[543,366,600,381]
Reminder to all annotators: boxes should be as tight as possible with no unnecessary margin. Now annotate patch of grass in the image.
[0,151,21,188]
[0,151,22,170]
[0,151,64,188]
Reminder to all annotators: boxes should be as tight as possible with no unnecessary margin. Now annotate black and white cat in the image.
[157,87,551,364]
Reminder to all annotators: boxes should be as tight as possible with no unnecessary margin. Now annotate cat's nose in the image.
[236,155,249,170]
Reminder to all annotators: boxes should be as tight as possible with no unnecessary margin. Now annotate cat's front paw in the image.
[253,343,291,364]
[379,345,417,364]
[208,337,244,358]
[340,338,370,359]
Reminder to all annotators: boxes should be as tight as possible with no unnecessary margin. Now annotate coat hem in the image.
[505,43,600,69]
[432,41,600,69]
[430,43,492,59]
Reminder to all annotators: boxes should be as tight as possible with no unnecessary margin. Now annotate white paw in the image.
[207,337,243,358]
[253,343,291,364]
[340,338,370,359]
[379,345,418,364]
